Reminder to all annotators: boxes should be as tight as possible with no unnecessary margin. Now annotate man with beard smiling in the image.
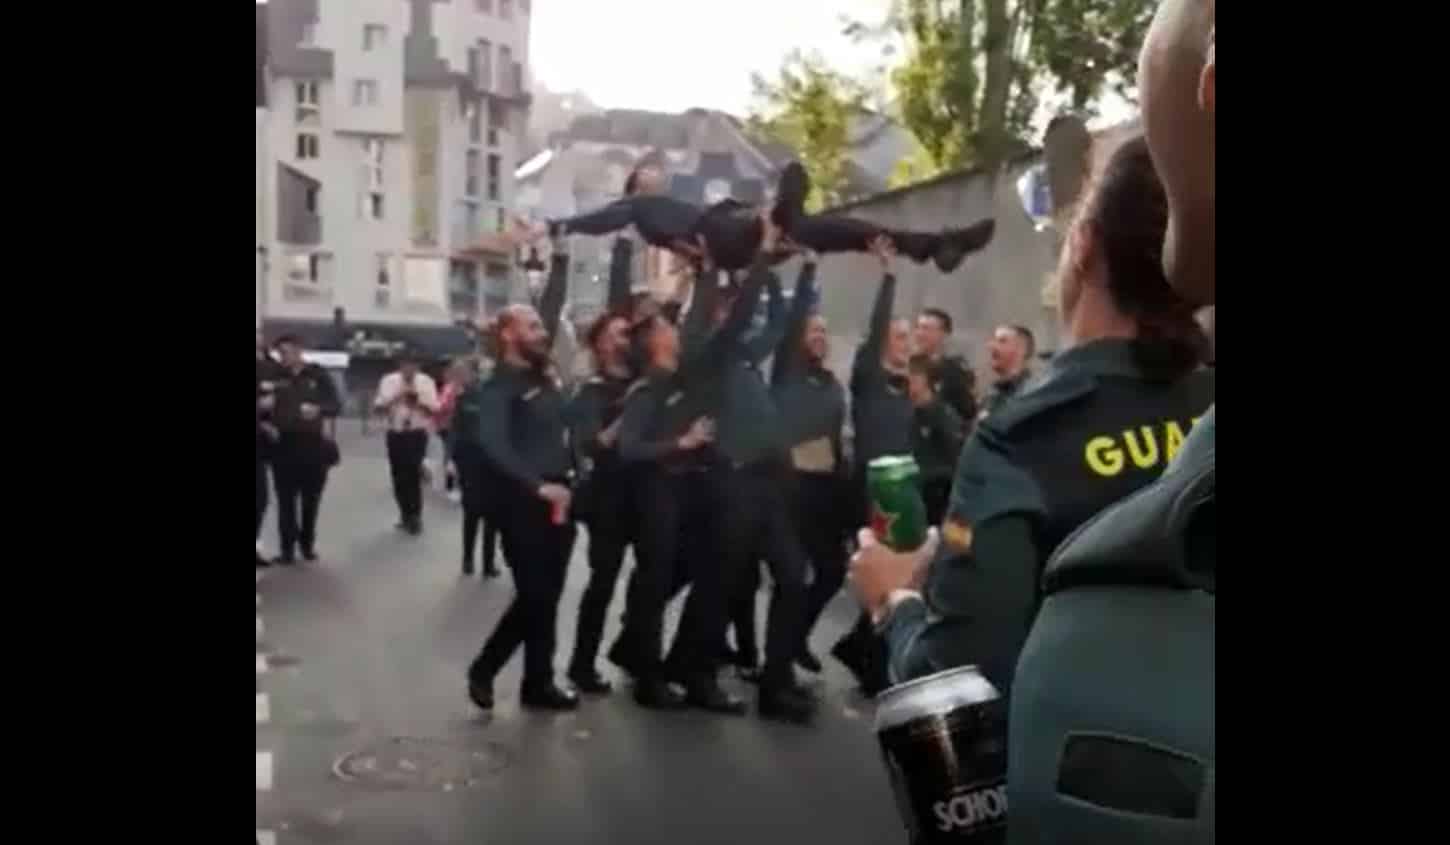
[466,298,580,712]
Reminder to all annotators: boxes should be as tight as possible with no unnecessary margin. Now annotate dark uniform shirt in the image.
[271,361,341,435]
[911,399,965,488]
[877,339,1215,691]
[982,369,1032,418]
[618,255,773,469]
[569,371,635,476]
[714,268,789,466]
[476,362,571,494]
[929,355,978,426]
[1007,406,1215,844]
[770,263,847,473]
[850,273,914,469]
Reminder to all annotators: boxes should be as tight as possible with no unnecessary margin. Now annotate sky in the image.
[528,0,897,116]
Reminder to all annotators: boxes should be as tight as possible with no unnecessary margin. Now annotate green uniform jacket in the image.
[877,340,1215,692]
[1005,406,1214,845]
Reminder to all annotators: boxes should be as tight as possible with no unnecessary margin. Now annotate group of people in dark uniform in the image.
[448,162,999,722]
[256,333,341,567]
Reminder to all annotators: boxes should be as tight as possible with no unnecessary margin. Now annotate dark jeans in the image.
[272,433,329,557]
[794,472,851,655]
[470,492,577,692]
[617,469,720,685]
[680,461,807,691]
[386,429,429,524]
[456,445,501,571]
[255,459,269,541]
[570,474,636,675]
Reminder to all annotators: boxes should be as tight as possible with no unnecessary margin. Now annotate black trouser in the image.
[698,211,945,271]
[616,468,719,685]
[438,430,456,491]
[255,458,269,542]
[386,429,429,525]
[456,445,500,571]
[470,489,577,692]
[795,472,851,655]
[272,432,329,557]
[569,471,636,676]
[679,460,808,691]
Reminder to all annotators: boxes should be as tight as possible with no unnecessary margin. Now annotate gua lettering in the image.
[933,784,1008,832]
[1084,416,1202,477]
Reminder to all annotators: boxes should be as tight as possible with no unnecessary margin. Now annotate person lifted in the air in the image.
[516,160,995,274]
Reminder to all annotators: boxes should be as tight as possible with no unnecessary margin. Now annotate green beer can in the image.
[867,455,928,551]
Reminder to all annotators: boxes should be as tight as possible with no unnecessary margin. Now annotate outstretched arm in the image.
[540,253,569,346]
[548,197,640,238]
[606,238,634,313]
[851,272,896,392]
[771,260,817,386]
[743,268,787,365]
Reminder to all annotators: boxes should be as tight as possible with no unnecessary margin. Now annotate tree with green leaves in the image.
[747,51,869,213]
[844,0,1155,178]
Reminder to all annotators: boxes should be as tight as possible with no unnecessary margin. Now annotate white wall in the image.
[326,0,409,137]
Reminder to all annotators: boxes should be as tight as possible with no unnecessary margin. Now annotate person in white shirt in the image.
[373,351,440,535]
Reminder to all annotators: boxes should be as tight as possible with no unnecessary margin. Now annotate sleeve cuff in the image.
[874,589,926,633]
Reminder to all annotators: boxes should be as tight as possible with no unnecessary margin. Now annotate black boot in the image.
[521,684,580,711]
[633,680,688,711]
[772,161,810,232]
[684,678,747,715]
[933,218,996,273]
[759,684,818,725]
[568,667,614,696]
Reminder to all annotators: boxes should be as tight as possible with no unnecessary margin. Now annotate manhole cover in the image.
[332,737,509,791]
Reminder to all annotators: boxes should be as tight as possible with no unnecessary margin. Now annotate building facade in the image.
[258,0,533,345]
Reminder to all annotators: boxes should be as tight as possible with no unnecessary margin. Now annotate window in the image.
[296,81,319,108]
[366,193,385,220]
[476,0,493,12]
[467,104,482,144]
[477,40,493,90]
[465,150,481,197]
[308,254,322,282]
[352,79,379,107]
[499,46,513,91]
[496,208,507,233]
[500,0,513,20]
[486,154,501,201]
[304,186,320,214]
[376,254,392,287]
[363,24,387,51]
[463,201,479,240]
[296,133,319,160]
[487,100,503,146]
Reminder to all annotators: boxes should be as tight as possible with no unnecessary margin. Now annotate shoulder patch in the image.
[982,368,1096,438]
[942,516,973,553]
[623,379,650,400]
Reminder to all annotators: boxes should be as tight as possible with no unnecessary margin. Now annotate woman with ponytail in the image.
[848,132,1215,697]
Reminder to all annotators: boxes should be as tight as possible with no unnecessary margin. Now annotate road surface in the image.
[256,423,903,845]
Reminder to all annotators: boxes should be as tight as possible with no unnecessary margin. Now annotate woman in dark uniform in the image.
[849,133,1215,697]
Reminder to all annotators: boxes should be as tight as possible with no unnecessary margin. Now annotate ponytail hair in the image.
[1083,134,1209,380]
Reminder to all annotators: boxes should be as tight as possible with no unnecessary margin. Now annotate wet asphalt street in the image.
[255,422,903,845]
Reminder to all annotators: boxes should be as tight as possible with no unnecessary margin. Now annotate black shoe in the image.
[482,561,501,578]
[606,640,641,677]
[633,680,688,710]
[568,668,614,695]
[795,650,823,674]
[759,685,818,725]
[468,677,495,711]
[256,553,271,569]
[772,161,810,232]
[272,554,297,567]
[301,548,319,563]
[462,559,475,576]
[830,637,865,679]
[406,520,423,536]
[521,685,580,711]
[685,680,747,715]
[933,218,996,273]
[737,665,763,685]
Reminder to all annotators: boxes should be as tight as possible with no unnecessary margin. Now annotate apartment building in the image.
[258,0,533,350]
